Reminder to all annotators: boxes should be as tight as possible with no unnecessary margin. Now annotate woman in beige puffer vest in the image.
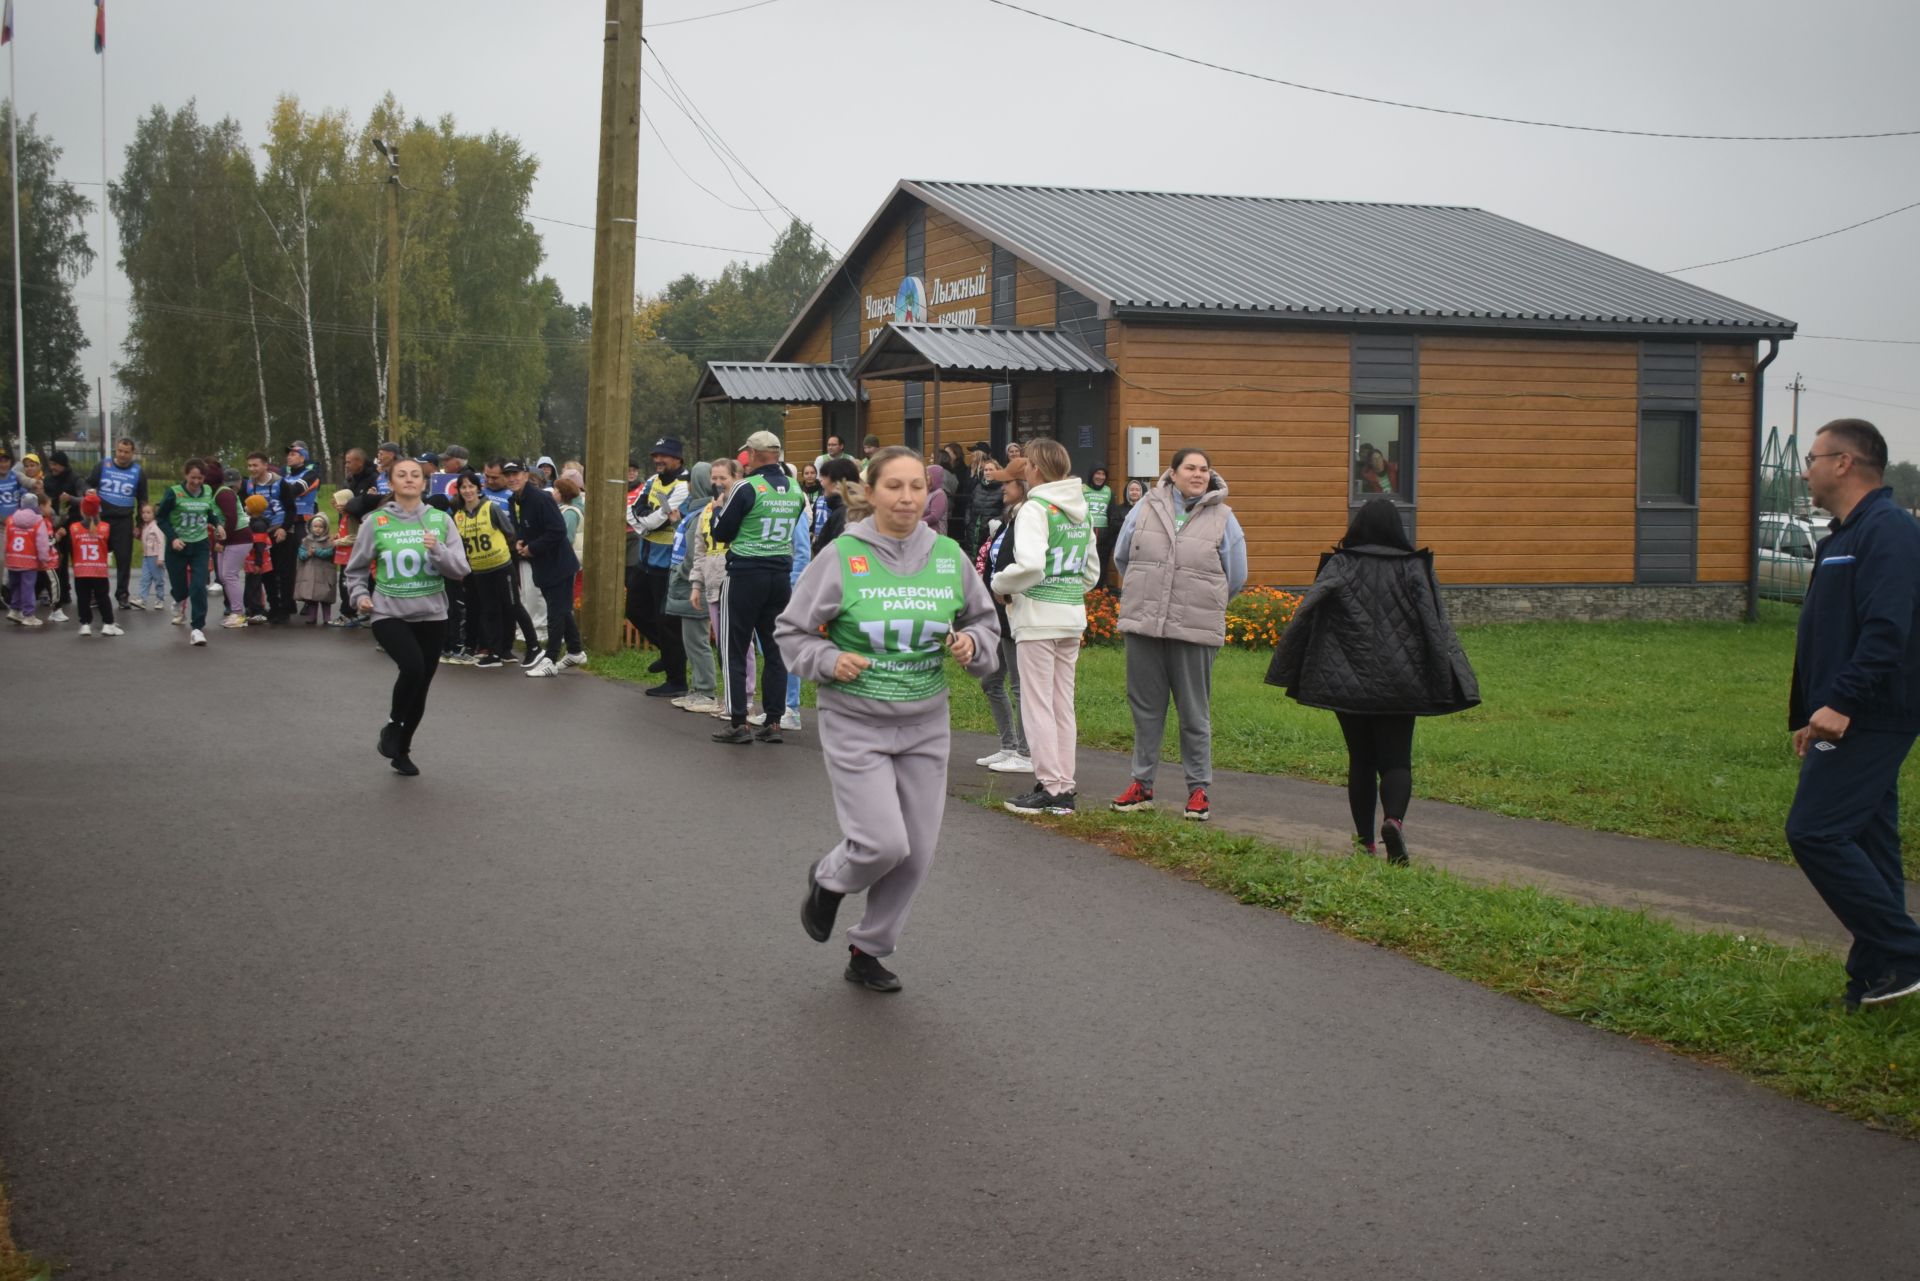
[1111,449,1248,822]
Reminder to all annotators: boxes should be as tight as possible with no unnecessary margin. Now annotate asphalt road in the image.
[3,614,1918,1279]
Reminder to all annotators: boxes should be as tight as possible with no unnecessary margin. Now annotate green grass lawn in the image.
[593,601,1920,875]
[1017,805,1920,1136]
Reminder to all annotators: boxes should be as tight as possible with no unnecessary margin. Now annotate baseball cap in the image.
[418,451,441,466]
[22,452,40,465]
[740,430,782,452]
[501,460,525,475]
[377,441,401,456]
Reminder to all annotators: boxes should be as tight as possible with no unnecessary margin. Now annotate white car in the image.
[1757,512,1822,601]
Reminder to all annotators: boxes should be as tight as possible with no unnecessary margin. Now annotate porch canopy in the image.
[690,361,863,459]
[848,322,1114,454]
[692,361,862,406]
[849,322,1112,383]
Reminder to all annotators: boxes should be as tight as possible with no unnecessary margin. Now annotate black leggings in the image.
[75,579,114,625]
[1334,712,1415,844]
[371,617,447,751]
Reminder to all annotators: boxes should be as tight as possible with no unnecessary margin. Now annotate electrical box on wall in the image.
[1126,426,1160,480]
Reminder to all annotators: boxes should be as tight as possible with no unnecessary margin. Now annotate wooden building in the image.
[695,182,1795,621]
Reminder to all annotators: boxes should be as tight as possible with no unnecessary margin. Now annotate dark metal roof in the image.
[907,182,1796,337]
[851,323,1114,382]
[693,362,861,405]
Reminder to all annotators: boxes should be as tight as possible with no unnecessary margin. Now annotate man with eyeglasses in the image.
[1788,417,1920,1009]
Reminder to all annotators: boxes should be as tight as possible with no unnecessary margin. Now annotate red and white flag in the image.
[95,0,106,53]
[3,0,14,47]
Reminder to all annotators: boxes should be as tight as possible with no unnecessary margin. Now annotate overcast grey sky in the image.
[14,0,1920,458]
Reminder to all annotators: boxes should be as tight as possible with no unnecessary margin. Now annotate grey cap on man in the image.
[741,430,782,452]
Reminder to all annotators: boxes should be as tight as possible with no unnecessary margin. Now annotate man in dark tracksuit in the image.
[709,431,805,744]
[85,437,148,609]
[1787,417,1920,1009]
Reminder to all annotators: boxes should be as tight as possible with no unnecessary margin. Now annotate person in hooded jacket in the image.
[810,457,859,555]
[779,447,1001,993]
[1265,497,1480,865]
[923,462,950,536]
[666,462,721,714]
[992,439,1099,814]
[1110,449,1248,822]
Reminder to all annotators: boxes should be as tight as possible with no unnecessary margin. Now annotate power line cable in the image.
[1803,386,1920,415]
[980,0,1920,141]
[647,0,784,28]
[526,212,770,255]
[1798,333,1920,347]
[1669,196,1920,272]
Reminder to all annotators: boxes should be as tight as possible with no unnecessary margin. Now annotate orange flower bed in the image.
[1081,587,1121,646]
[1223,585,1303,651]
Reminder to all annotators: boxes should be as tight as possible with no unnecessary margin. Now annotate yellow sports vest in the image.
[454,502,511,571]
[643,475,679,546]
[700,502,728,555]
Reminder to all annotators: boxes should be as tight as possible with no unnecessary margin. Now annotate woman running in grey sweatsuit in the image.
[778,447,1001,992]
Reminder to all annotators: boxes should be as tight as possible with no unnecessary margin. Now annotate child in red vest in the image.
[6,492,55,626]
[242,493,274,622]
[69,493,123,635]
[329,490,360,627]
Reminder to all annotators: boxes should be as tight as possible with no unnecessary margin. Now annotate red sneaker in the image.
[1111,780,1154,812]
[1183,787,1210,822]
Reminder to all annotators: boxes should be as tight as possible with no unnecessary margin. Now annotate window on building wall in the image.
[1353,407,1414,501]
[1639,411,1697,505]
[904,416,924,452]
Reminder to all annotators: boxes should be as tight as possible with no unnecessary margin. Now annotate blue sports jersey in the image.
[97,461,142,510]
[287,464,318,518]
[0,470,20,521]
[245,477,287,527]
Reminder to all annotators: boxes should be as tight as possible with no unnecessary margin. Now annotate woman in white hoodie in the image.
[991,438,1100,815]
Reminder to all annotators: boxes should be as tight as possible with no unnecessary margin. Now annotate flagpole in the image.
[8,26,25,461]
[99,21,110,443]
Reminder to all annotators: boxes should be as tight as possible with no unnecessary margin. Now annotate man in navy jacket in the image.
[1787,417,1920,1008]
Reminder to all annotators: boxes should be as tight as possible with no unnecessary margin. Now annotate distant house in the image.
[694,181,1795,621]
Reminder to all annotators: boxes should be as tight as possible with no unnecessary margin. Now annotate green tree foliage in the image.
[116,95,552,473]
[1886,459,1920,509]
[0,106,95,450]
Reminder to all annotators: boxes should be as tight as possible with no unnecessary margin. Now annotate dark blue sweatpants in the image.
[1785,728,1920,986]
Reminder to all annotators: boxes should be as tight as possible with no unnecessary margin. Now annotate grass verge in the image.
[996,800,1920,1136]
[591,603,1920,875]
[0,1165,53,1281]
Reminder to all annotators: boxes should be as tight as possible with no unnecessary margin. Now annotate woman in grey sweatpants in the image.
[776,447,1001,993]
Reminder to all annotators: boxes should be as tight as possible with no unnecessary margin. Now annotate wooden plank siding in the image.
[1111,324,1351,584]
[1108,327,1759,588]
[1418,335,1638,585]
[1698,342,1758,582]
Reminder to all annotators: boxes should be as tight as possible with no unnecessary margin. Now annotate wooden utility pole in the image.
[377,137,402,443]
[581,0,643,654]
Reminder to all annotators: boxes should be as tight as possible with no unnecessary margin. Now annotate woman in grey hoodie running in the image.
[778,447,1001,993]
[347,458,472,776]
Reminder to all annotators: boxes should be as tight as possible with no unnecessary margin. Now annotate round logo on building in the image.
[894,276,927,325]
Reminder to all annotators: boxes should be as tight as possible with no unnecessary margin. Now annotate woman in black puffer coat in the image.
[1266,498,1479,866]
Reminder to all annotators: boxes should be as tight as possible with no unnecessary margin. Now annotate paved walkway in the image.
[2,618,1916,1279]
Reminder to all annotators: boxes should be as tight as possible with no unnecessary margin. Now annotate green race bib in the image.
[167,486,217,542]
[370,509,451,598]
[1028,500,1093,605]
[827,534,966,701]
[729,475,808,559]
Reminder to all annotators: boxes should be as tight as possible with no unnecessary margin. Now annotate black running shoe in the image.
[1043,791,1077,815]
[1861,968,1920,1007]
[390,753,419,777]
[645,682,688,699]
[1381,822,1410,866]
[845,946,902,993]
[1004,787,1051,815]
[754,723,783,744]
[377,721,399,760]
[711,724,754,745]
[802,860,843,943]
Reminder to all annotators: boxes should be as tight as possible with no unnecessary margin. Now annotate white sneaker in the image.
[222,615,249,629]
[684,696,721,714]
[20,615,43,627]
[190,628,207,645]
[747,711,767,727]
[49,608,68,622]
[77,623,93,636]
[558,651,588,669]
[989,752,1034,774]
[780,709,802,731]
[101,623,124,636]
[976,748,1011,767]
[171,609,185,625]
[5,609,19,623]
[710,704,732,720]
[525,656,558,677]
